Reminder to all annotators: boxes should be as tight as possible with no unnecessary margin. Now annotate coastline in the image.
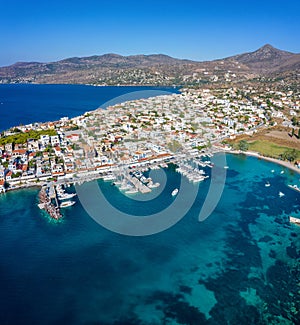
[2,150,299,196]
[225,149,300,174]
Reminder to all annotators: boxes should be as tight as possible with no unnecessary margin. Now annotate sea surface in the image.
[0,86,300,324]
[0,84,179,132]
[1,156,300,324]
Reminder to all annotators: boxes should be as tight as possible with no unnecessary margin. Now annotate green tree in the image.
[298,129,300,139]
[291,116,298,126]
[11,172,22,179]
[238,140,249,151]
[28,160,36,169]
[281,149,297,162]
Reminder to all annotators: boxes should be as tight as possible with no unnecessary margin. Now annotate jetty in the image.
[38,184,62,220]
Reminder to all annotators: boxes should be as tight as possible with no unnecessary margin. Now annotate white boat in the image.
[103,174,116,181]
[60,200,76,208]
[265,182,271,187]
[58,192,77,200]
[171,188,179,196]
[148,182,160,188]
[125,189,138,194]
[280,171,284,174]
[224,166,229,169]
[289,216,300,225]
[288,184,300,193]
[279,192,285,197]
[193,177,204,183]
[119,181,133,191]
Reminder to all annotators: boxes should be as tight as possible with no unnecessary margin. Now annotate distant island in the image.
[0,44,300,87]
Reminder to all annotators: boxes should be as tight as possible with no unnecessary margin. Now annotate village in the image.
[0,86,299,195]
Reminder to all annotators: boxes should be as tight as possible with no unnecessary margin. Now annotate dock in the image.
[38,184,62,220]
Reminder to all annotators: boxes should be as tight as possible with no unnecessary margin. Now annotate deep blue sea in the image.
[0,86,300,324]
[0,84,179,132]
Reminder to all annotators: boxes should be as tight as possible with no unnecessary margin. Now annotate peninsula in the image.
[0,83,299,198]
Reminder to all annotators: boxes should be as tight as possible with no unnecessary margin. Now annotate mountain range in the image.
[0,44,299,86]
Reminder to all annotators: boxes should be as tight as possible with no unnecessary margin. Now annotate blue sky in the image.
[1,0,299,66]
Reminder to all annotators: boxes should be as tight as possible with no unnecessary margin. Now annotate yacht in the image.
[58,192,77,200]
[60,200,76,208]
[148,182,160,188]
[265,182,271,187]
[279,192,285,197]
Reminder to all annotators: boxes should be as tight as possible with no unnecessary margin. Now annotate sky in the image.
[0,0,300,67]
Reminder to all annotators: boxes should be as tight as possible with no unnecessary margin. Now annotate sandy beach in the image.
[227,150,300,174]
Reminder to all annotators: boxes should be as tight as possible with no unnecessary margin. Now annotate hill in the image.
[0,45,299,86]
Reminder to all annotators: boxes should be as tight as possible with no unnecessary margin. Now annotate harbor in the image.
[36,151,214,219]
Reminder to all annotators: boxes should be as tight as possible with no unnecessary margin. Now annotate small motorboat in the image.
[171,188,179,196]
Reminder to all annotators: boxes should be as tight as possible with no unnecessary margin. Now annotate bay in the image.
[0,84,299,324]
[0,154,299,324]
[0,84,179,132]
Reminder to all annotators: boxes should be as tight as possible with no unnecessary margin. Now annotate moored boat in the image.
[58,192,77,200]
[60,200,76,208]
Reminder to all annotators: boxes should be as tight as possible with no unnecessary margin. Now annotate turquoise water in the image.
[0,84,178,131]
[0,154,299,324]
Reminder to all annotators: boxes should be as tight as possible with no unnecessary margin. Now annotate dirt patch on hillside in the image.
[258,129,300,149]
[230,127,300,150]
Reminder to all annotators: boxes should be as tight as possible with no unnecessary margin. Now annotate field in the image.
[247,140,300,160]
[228,126,300,161]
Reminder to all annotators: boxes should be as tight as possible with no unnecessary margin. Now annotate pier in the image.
[38,184,62,220]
